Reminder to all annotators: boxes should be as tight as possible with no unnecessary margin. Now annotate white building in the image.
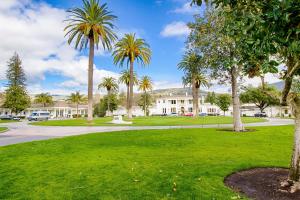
[154,93,222,116]
[0,101,88,119]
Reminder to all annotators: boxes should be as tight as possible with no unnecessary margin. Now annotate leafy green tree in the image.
[205,92,217,105]
[240,85,280,113]
[138,76,153,116]
[113,33,151,118]
[138,93,152,116]
[178,52,209,117]
[193,0,300,189]
[67,92,87,118]
[34,93,53,107]
[98,77,118,116]
[119,70,138,111]
[94,94,118,117]
[65,0,117,122]
[3,53,30,114]
[187,7,245,131]
[216,94,231,116]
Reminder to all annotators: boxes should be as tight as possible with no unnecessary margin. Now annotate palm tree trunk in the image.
[126,84,130,111]
[76,103,79,118]
[231,66,244,132]
[128,61,134,119]
[107,89,111,116]
[261,75,265,90]
[288,96,300,183]
[195,86,200,118]
[192,78,198,118]
[87,38,95,122]
[144,91,147,116]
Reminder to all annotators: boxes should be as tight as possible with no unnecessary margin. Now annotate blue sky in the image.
[47,0,199,87]
[0,0,279,95]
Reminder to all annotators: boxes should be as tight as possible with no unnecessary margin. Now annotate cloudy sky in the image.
[0,0,281,95]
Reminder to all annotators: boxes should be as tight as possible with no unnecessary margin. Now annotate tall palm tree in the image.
[113,33,151,118]
[34,93,53,107]
[119,70,138,111]
[64,0,117,122]
[67,91,87,118]
[98,77,118,116]
[138,76,153,116]
[178,52,209,117]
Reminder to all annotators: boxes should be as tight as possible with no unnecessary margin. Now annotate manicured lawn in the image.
[31,116,266,126]
[0,126,293,199]
[0,127,8,133]
[0,120,17,123]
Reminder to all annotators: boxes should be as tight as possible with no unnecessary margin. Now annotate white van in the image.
[28,111,50,121]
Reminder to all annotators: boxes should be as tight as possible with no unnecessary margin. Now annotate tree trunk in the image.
[144,91,147,116]
[192,78,198,118]
[76,103,79,118]
[194,86,200,118]
[260,75,265,90]
[128,61,134,119]
[288,95,300,183]
[126,84,130,111]
[282,77,293,106]
[87,38,94,122]
[231,66,244,132]
[107,89,111,117]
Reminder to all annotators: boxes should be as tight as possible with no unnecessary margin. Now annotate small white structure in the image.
[109,115,132,125]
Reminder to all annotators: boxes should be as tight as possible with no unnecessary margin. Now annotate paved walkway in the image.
[0,118,294,147]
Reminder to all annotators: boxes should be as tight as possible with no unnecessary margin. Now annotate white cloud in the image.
[0,0,116,95]
[161,21,190,37]
[172,2,200,14]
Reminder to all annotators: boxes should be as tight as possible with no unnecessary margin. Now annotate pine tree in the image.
[3,53,30,114]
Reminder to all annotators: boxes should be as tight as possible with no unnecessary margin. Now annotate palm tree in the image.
[34,93,53,107]
[64,0,117,122]
[138,76,153,116]
[113,33,151,118]
[119,70,138,111]
[67,92,87,118]
[178,52,209,117]
[98,77,118,116]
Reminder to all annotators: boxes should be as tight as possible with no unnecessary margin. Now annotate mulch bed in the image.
[224,168,300,200]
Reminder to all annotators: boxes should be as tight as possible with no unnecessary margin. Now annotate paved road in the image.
[0,118,294,147]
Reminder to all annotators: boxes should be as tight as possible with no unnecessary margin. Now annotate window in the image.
[189,100,193,104]
[171,107,176,113]
[162,108,166,114]
[163,100,165,103]
[180,100,185,104]
[171,100,176,104]
[188,107,193,112]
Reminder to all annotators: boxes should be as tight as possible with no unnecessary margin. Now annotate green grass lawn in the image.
[0,126,293,199]
[0,120,17,123]
[32,116,266,126]
[0,127,8,133]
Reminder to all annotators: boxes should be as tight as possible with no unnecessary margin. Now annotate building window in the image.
[208,108,216,113]
[180,100,185,104]
[163,100,165,103]
[189,100,193,104]
[171,107,176,113]
[188,107,193,112]
[171,100,176,104]
[162,108,166,114]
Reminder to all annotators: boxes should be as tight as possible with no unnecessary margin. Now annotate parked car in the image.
[254,112,267,117]
[0,115,21,121]
[169,112,178,116]
[28,111,50,121]
[184,113,193,117]
[199,113,207,117]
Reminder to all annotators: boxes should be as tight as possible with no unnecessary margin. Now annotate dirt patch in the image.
[225,167,300,200]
